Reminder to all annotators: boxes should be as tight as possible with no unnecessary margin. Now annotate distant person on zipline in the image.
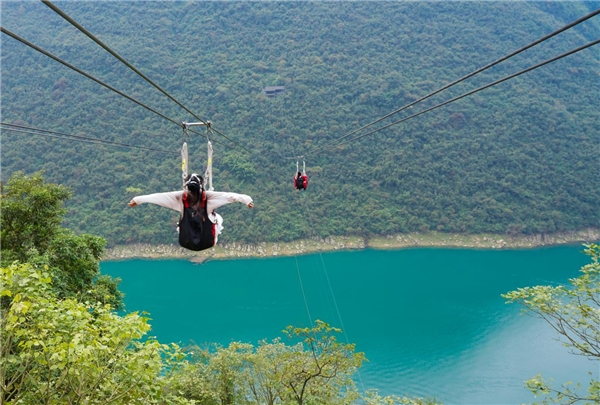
[128,173,253,251]
[294,171,308,191]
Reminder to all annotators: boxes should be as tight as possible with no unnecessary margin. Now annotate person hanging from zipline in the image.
[293,158,308,191]
[128,173,253,251]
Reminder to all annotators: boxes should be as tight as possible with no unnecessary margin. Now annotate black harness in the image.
[178,192,216,251]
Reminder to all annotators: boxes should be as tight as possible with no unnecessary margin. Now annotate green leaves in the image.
[0,171,71,259]
[503,244,600,404]
[168,320,365,405]
[1,171,123,309]
[278,320,364,405]
[0,172,190,403]
[1,262,191,405]
[362,389,441,405]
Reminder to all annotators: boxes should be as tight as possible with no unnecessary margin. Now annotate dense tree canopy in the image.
[0,262,189,405]
[162,321,437,405]
[0,171,123,308]
[1,1,598,246]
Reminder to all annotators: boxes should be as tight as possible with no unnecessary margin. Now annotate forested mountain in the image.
[1,1,599,247]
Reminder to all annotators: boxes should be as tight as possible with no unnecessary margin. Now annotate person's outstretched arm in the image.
[206,191,253,213]
[128,190,184,214]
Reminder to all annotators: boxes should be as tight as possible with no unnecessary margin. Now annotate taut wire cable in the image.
[42,0,252,154]
[295,255,314,329]
[0,27,234,151]
[295,192,366,391]
[309,38,600,155]
[302,8,600,157]
[41,0,209,127]
[343,38,600,146]
[0,27,180,128]
[0,123,178,154]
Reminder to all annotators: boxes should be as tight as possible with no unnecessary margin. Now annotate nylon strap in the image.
[181,142,188,188]
[205,140,214,191]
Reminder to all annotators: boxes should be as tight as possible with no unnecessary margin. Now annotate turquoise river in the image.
[101,245,598,404]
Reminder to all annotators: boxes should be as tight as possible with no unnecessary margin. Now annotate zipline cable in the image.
[1,27,179,127]
[309,38,600,155]
[41,0,252,154]
[1,123,178,154]
[0,27,233,151]
[303,8,600,157]
[41,0,207,127]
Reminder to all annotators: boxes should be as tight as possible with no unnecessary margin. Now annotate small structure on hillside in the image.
[263,86,285,97]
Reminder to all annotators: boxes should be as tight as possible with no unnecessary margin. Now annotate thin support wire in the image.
[296,193,366,391]
[295,255,314,328]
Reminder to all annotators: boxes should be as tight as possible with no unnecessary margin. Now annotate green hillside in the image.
[1,1,599,247]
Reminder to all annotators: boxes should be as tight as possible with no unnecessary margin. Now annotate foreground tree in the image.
[166,321,367,405]
[503,244,600,404]
[0,262,190,405]
[0,171,122,309]
[279,320,364,405]
[0,171,70,258]
[242,338,290,405]
[361,389,441,405]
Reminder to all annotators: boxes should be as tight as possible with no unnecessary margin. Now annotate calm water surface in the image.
[101,246,598,404]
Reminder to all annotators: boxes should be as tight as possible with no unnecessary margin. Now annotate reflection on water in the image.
[102,245,597,404]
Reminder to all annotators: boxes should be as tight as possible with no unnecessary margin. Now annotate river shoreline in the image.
[102,228,600,262]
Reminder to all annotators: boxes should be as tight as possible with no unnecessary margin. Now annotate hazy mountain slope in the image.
[1,1,598,246]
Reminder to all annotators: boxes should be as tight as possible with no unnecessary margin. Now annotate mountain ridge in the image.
[1,1,598,246]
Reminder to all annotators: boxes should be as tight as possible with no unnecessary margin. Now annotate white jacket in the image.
[131,190,253,242]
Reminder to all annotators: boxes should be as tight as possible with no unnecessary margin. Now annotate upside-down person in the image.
[294,171,308,191]
[128,173,253,251]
